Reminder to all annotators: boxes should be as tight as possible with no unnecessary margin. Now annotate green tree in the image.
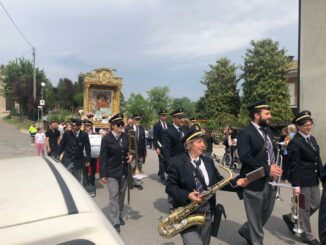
[57,78,75,111]
[73,74,84,108]
[147,86,172,113]
[201,57,240,127]
[241,39,293,123]
[0,58,50,119]
[125,93,155,128]
[171,97,196,118]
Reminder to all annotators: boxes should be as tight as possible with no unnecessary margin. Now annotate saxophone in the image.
[158,164,233,238]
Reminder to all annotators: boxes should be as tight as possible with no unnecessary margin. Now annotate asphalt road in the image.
[0,117,319,245]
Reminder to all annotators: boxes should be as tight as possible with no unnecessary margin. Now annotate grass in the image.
[2,115,32,131]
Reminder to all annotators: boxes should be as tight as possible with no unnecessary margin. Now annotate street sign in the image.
[40,100,45,106]
[38,105,43,109]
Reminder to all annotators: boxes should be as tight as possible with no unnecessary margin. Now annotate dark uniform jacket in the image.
[153,121,171,150]
[59,130,91,169]
[99,132,129,179]
[166,153,238,210]
[319,164,326,245]
[237,123,275,191]
[287,133,323,187]
[163,126,188,165]
[125,125,147,159]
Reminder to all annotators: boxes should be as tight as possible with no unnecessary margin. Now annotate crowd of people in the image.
[27,101,326,245]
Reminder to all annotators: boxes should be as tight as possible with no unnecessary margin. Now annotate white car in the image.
[0,156,125,245]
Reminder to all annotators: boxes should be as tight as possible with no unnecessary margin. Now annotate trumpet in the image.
[128,129,140,175]
[272,143,283,200]
[291,194,304,234]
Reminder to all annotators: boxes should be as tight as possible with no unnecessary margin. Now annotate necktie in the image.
[194,159,208,212]
[136,126,140,140]
[307,137,316,151]
[194,160,205,192]
[163,122,167,130]
[260,128,275,164]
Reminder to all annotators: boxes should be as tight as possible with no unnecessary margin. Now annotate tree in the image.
[241,39,293,123]
[147,86,172,113]
[171,97,196,118]
[200,57,240,127]
[125,93,155,128]
[0,58,50,119]
[72,74,84,109]
[57,78,75,111]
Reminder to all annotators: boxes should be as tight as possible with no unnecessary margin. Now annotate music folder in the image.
[246,167,265,183]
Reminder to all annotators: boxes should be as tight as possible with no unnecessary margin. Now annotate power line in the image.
[0,1,34,48]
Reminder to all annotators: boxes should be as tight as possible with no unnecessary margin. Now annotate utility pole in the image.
[33,47,36,101]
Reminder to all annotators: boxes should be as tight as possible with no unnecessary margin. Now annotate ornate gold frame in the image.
[83,68,123,128]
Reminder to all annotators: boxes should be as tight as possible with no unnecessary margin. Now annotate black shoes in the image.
[238,230,252,245]
[114,224,120,233]
[306,239,320,245]
[282,215,295,235]
[134,184,143,190]
[119,217,125,226]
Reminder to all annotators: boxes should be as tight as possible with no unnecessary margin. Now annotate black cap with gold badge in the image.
[132,113,142,119]
[293,110,312,124]
[109,113,124,124]
[247,100,271,112]
[159,109,168,115]
[170,108,184,117]
[82,119,93,126]
[70,118,82,126]
[182,128,205,144]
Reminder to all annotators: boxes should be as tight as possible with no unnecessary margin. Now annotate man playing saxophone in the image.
[165,128,248,245]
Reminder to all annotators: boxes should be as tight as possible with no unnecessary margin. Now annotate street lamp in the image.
[40,82,45,128]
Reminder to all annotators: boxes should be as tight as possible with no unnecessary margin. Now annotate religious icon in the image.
[91,90,112,120]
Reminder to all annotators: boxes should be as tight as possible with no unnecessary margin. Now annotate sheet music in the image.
[268,182,295,189]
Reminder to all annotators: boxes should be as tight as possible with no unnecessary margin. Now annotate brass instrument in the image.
[272,143,283,200]
[291,194,304,234]
[128,129,140,175]
[158,164,233,238]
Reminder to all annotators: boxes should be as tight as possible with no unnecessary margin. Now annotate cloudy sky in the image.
[0,0,299,100]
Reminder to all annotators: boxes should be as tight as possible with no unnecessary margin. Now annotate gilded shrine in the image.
[83,68,122,128]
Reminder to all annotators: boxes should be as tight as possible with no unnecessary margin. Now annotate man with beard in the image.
[237,100,282,245]
[45,121,61,158]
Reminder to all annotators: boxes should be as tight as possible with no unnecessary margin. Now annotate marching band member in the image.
[99,113,132,233]
[166,128,248,245]
[153,109,171,183]
[283,111,322,245]
[237,100,282,245]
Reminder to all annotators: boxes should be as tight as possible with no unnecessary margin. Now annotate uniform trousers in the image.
[239,180,277,245]
[107,176,127,226]
[66,162,82,183]
[157,154,165,178]
[284,185,320,242]
[181,211,212,245]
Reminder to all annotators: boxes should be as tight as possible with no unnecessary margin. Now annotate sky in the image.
[0,0,299,100]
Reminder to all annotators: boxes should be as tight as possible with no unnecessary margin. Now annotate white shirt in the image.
[298,131,310,140]
[189,154,209,186]
[35,133,45,144]
[160,120,167,130]
[251,121,273,144]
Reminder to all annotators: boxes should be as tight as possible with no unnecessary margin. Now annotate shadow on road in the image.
[153,198,170,214]
[265,215,300,244]
[101,205,143,222]
[148,173,163,184]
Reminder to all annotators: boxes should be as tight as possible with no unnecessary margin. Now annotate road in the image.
[0,117,319,245]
